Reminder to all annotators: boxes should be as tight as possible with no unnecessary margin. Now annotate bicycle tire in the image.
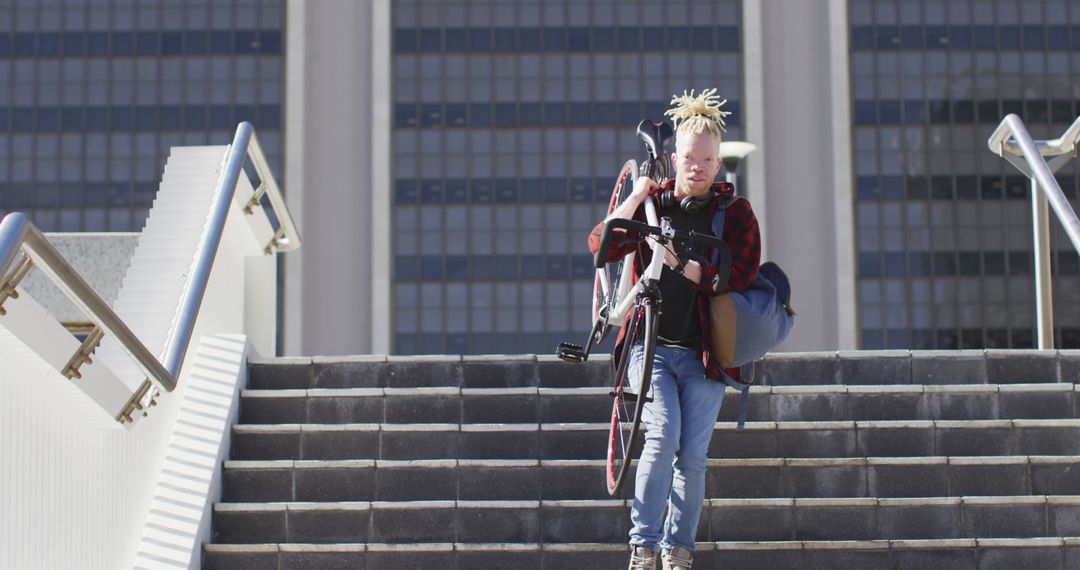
[606,297,657,496]
[592,159,639,329]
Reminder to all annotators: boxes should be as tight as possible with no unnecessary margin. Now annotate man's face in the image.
[671,131,722,198]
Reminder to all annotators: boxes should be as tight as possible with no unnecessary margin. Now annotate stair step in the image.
[209,495,1080,544]
[220,456,1080,503]
[202,537,1080,570]
[236,383,1080,425]
[228,419,1080,461]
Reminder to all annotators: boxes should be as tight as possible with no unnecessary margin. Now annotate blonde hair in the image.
[664,88,731,141]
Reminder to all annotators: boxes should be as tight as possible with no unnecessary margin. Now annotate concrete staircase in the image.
[203,351,1080,569]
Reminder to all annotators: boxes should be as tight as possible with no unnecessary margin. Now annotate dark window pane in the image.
[909,252,931,277]
[87,32,108,55]
[395,103,417,128]
[955,175,977,199]
[496,255,518,280]
[258,104,280,129]
[158,106,180,130]
[395,334,416,355]
[420,103,443,127]
[980,176,1003,199]
[973,26,996,49]
[448,334,467,354]
[61,107,82,130]
[977,100,999,123]
[161,31,182,55]
[1051,100,1074,123]
[716,26,739,50]
[112,32,133,55]
[960,329,983,349]
[494,28,515,51]
[235,30,258,54]
[690,26,712,50]
[1004,175,1027,199]
[395,255,417,281]
[135,106,156,130]
[986,328,1008,348]
[928,100,949,123]
[137,31,157,55]
[852,26,874,49]
[0,34,9,57]
[568,27,590,51]
[446,179,467,203]
[445,28,466,51]
[420,179,442,203]
[881,176,903,199]
[983,252,1005,275]
[877,26,899,49]
[62,32,85,56]
[952,100,975,123]
[998,26,1019,49]
[1047,26,1068,49]
[444,254,466,278]
[886,329,908,349]
[185,31,207,54]
[522,255,544,279]
[210,31,231,54]
[933,252,956,276]
[643,26,664,50]
[884,252,905,277]
[1013,329,1035,349]
[618,101,640,127]
[546,255,567,279]
[879,100,901,124]
[1008,251,1030,275]
[469,29,490,51]
[1058,251,1079,275]
[520,29,540,52]
[12,108,32,131]
[906,176,928,199]
[445,103,466,127]
[667,27,688,49]
[569,103,590,125]
[856,176,881,201]
[544,102,566,126]
[854,100,876,124]
[571,255,592,279]
[912,329,935,349]
[958,252,980,275]
[209,105,231,128]
[1001,99,1023,118]
[544,28,565,50]
[470,103,491,127]
[395,29,416,53]
[862,329,884,350]
[14,33,34,56]
[618,27,639,51]
[520,103,541,127]
[185,105,207,129]
[84,106,107,130]
[926,26,948,49]
[395,179,418,204]
[901,25,923,49]
[110,107,133,129]
[39,32,59,56]
[931,176,953,200]
[494,103,516,127]
[521,179,543,204]
[260,30,281,53]
[590,27,612,51]
[420,255,444,281]
[937,329,959,349]
[544,178,566,202]
[859,253,881,277]
[904,99,925,123]
[471,180,492,204]
[570,179,591,203]
[594,103,614,126]
[1022,25,1044,49]
[950,25,972,48]
[495,179,517,203]
[420,29,441,51]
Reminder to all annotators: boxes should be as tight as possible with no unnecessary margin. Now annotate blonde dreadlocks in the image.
[664,88,731,141]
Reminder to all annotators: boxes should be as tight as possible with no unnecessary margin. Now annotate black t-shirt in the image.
[654,200,715,349]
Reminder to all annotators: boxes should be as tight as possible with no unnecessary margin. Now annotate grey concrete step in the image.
[229,419,1080,461]
[220,456,1080,503]
[248,350,1080,390]
[203,537,1080,569]
[237,383,1080,425]
[210,495,1080,545]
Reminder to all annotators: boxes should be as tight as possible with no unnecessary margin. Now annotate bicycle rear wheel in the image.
[592,159,639,329]
[606,297,657,496]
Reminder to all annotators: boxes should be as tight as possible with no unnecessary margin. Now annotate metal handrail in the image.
[987,114,1080,349]
[0,122,299,420]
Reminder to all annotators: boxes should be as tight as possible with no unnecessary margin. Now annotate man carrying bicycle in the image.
[588,89,761,570]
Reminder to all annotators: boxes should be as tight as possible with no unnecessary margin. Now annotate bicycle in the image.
[558,119,730,496]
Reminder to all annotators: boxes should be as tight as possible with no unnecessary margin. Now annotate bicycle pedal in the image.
[556,342,586,363]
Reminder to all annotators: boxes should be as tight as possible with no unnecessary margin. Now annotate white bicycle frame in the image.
[596,196,667,329]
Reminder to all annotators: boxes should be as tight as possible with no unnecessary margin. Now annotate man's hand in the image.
[630,176,659,204]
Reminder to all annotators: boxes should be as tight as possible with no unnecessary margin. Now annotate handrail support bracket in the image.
[0,254,33,316]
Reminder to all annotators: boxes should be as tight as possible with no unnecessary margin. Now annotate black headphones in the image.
[659,189,713,215]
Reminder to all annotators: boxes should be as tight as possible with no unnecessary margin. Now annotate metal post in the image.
[1031,177,1054,349]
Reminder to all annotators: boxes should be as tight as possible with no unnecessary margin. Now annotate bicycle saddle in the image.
[636,119,674,161]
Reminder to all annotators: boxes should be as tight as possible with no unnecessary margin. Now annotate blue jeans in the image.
[628,343,726,552]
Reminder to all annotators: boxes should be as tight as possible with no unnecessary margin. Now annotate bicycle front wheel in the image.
[593,159,639,327]
[606,298,657,496]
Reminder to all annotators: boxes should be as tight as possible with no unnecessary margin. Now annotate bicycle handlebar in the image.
[593,216,728,269]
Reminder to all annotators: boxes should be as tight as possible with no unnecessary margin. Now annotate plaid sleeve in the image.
[719,198,761,293]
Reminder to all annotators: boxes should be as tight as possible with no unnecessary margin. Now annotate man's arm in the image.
[587,177,657,261]
[719,199,761,293]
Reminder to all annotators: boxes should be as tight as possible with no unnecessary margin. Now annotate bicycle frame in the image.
[597,196,667,329]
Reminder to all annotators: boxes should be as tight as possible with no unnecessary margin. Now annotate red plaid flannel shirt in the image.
[587,181,761,377]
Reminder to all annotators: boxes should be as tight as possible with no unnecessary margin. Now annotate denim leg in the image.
[628,345,680,549]
[662,350,726,551]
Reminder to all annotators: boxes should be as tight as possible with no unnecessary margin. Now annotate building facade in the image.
[4,0,1078,356]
